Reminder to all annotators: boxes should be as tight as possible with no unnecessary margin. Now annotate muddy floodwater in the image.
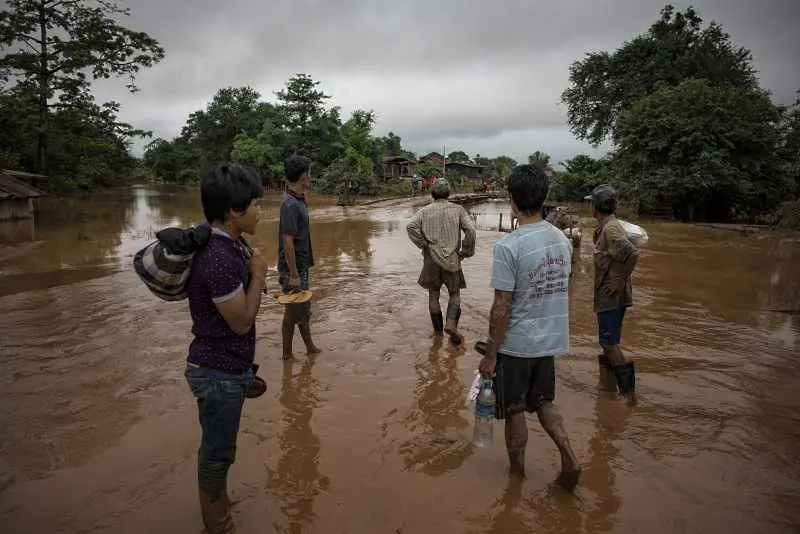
[1,185,799,534]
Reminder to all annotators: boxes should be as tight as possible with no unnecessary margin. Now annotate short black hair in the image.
[285,155,311,183]
[430,181,450,200]
[507,164,549,216]
[591,184,617,215]
[200,163,264,223]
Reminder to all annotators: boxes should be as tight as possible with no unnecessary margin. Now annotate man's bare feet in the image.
[555,454,582,492]
[555,467,582,492]
[306,346,322,355]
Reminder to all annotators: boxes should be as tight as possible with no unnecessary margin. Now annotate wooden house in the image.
[445,161,487,181]
[0,170,48,221]
[382,156,418,180]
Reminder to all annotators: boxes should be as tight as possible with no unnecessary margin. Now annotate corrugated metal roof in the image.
[0,169,47,180]
[0,173,47,199]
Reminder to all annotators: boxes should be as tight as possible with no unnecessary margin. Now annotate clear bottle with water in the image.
[472,379,495,448]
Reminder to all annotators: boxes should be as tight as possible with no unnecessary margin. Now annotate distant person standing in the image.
[278,155,321,360]
[478,164,581,490]
[184,164,267,533]
[407,180,476,344]
[591,184,639,402]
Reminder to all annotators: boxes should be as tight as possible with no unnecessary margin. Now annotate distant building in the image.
[382,156,418,180]
[418,152,444,165]
[445,161,487,181]
[0,170,48,221]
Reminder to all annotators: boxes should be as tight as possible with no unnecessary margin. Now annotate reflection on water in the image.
[398,337,473,476]
[267,358,329,533]
[0,187,799,534]
[581,397,628,533]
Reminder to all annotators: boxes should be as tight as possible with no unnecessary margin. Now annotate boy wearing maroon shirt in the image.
[184,164,266,533]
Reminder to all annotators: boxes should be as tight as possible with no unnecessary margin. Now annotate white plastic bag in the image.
[465,371,482,406]
[618,219,649,247]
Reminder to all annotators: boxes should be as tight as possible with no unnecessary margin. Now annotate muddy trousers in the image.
[185,364,254,533]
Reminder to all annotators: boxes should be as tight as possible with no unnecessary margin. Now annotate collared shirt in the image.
[185,226,255,373]
[593,215,636,312]
[491,221,573,358]
[406,199,477,272]
[278,189,314,273]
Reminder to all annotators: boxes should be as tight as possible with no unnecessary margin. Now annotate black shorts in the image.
[493,354,556,419]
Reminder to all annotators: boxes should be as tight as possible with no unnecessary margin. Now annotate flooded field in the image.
[0,185,798,534]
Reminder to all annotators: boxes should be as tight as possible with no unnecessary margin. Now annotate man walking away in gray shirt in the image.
[478,164,581,491]
[407,181,477,344]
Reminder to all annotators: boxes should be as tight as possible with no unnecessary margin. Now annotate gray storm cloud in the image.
[90,0,800,164]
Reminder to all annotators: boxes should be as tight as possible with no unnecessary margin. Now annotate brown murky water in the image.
[1,185,799,534]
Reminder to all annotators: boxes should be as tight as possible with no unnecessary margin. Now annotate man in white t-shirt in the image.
[478,164,581,491]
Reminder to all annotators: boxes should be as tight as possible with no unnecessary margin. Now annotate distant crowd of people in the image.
[177,159,639,533]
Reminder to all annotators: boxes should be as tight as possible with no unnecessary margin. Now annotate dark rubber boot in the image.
[597,354,617,392]
[444,303,463,345]
[430,311,444,334]
[199,486,235,534]
[613,361,636,402]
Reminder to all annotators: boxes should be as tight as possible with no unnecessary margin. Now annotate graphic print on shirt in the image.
[527,251,569,301]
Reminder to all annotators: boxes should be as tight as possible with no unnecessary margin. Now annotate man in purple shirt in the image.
[184,164,266,534]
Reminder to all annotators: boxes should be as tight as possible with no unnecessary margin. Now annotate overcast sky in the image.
[91,0,800,167]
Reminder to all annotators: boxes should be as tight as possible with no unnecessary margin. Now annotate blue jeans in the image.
[597,306,627,345]
[185,364,253,498]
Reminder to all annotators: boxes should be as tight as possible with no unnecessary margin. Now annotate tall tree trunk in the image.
[36,0,48,176]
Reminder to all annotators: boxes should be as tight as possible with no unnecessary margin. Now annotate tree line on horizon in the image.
[0,2,797,227]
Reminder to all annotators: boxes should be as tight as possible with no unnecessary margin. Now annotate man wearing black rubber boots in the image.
[406,180,476,344]
[591,184,639,403]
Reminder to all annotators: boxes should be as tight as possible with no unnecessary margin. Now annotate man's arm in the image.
[606,224,639,276]
[602,223,639,294]
[207,255,265,336]
[480,243,516,377]
[215,279,266,335]
[486,290,513,359]
[406,210,427,250]
[459,206,477,258]
[280,202,301,278]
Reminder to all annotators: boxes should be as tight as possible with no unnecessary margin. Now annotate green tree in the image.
[144,137,200,184]
[488,156,517,186]
[47,91,146,189]
[374,132,404,157]
[320,146,375,195]
[561,5,756,145]
[0,0,164,175]
[528,151,552,171]
[0,84,38,171]
[230,112,289,187]
[275,74,342,167]
[180,87,266,168]
[418,162,441,179]
[614,78,791,221]
[549,154,613,201]
[781,90,800,198]
[275,73,330,129]
[447,150,470,163]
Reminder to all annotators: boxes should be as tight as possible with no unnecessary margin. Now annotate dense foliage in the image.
[0,0,164,190]
[1,1,797,229]
[561,4,798,224]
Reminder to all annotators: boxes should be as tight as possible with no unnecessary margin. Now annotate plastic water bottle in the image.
[472,379,495,448]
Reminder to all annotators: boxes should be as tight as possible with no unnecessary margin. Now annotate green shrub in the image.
[774,200,800,230]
